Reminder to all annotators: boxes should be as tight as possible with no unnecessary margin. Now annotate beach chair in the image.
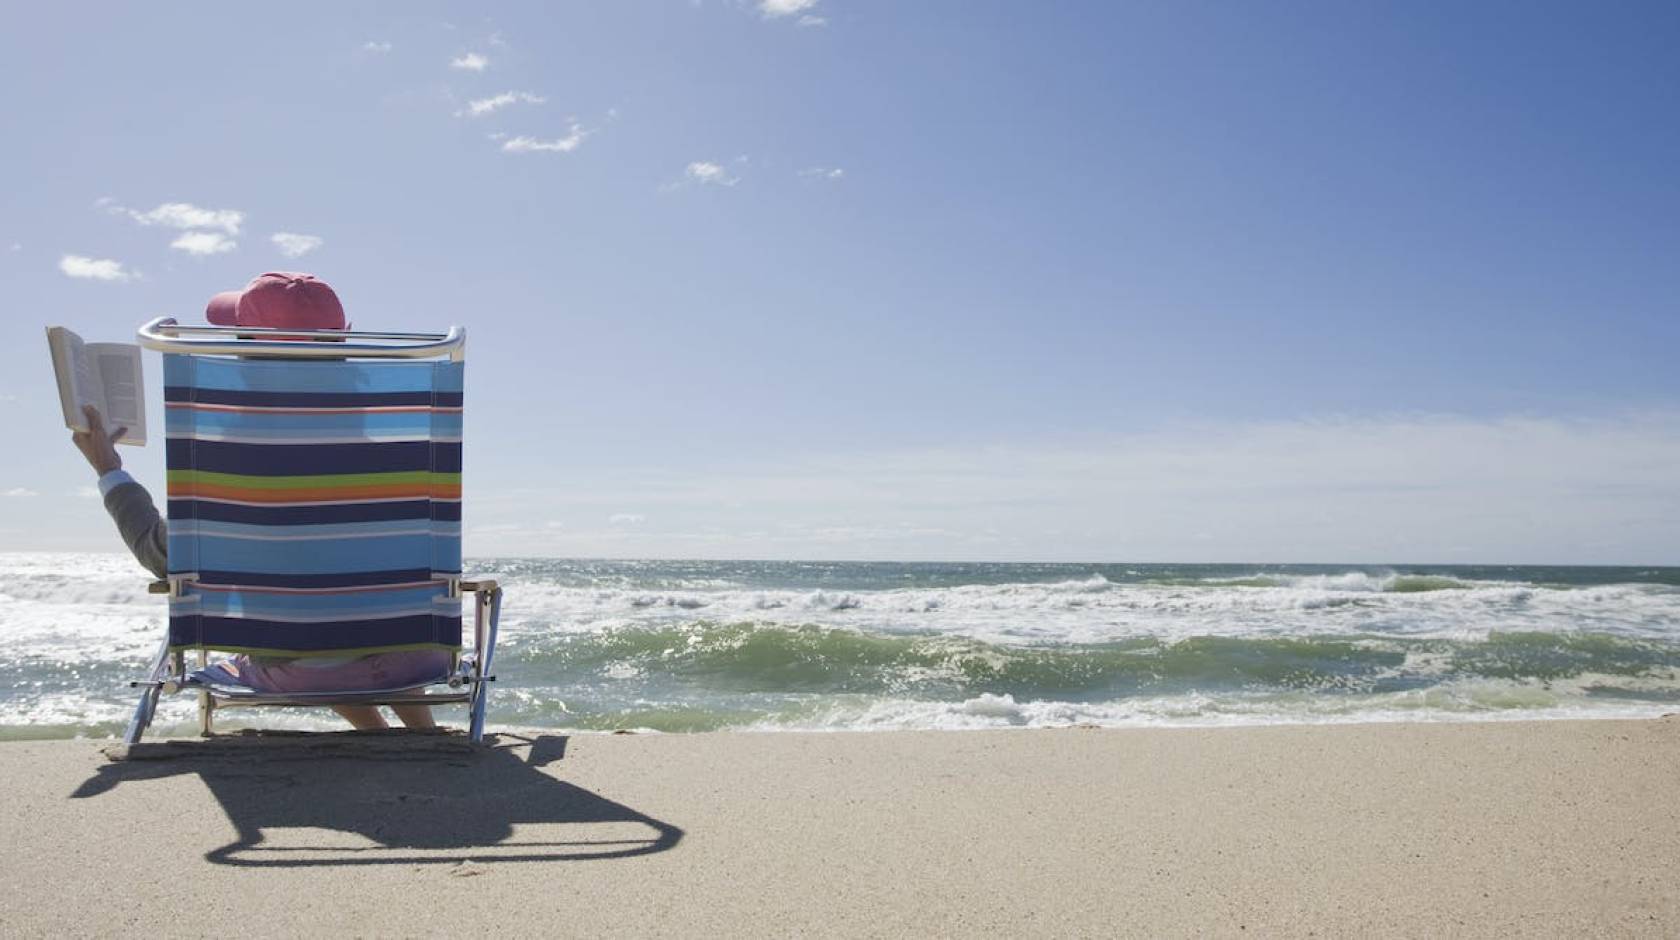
[122,317,502,744]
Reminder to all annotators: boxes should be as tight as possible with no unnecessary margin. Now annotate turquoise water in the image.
[3,553,1678,737]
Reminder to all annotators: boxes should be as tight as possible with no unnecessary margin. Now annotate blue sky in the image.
[2,1,1677,563]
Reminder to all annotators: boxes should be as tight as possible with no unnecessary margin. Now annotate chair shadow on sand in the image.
[70,732,683,868]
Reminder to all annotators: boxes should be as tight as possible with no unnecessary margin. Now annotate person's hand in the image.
[71,405,126,476]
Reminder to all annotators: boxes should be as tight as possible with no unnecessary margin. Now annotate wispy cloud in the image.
[685,161,740,186]
[458,90,545,118]
[799,166,844,180]
[271,232,323,258]
[59,255,135,282]
[170,231,237,256]
[759,0,821,18]
[362,40,392,53]
[798,15,827,27]
[500,124,589,153]
[2,487,39,498]
[112,201,243,235]
[450,52,489,71]
[609,513,647,526]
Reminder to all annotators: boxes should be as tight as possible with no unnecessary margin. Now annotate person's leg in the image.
[391,702,435,729]
[332,705,389,730]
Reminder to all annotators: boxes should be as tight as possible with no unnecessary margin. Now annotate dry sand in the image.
[2,718,1678,937]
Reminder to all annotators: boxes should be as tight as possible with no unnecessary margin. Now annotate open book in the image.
[46,326,147,446]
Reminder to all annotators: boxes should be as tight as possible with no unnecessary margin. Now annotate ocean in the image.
[3,552,1678,739]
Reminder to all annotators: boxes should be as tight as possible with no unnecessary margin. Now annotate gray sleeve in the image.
[103,481,168,580]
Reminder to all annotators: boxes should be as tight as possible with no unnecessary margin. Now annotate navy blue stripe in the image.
[165,387,464,408]
[169,499,435,526]
[168,440,438,475]
[193,568,439,588]
[432,502,461,522]
[170,614,462,652]
[432,443,462,473]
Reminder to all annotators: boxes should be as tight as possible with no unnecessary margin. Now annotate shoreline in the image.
[4,716,1677,936]
[7,701,1678,743]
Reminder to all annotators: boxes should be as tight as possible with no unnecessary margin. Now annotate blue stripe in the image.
[168,440,449,475]
[168,499,437,526]
[174,519,461,541]
[193,586,451,620]
[169,613,462,652]
[165,387,461,408]
[165,356,463,395]
[189,569,441,588]
[167,409,461,439]
[170,533,434,574]
[433,535,462,575]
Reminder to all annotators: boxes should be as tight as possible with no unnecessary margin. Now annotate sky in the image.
[1,1,1677,564]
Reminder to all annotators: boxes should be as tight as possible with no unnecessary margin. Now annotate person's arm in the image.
[73,405,168,580]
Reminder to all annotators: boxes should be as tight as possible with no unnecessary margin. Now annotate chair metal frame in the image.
[122,317,500,744]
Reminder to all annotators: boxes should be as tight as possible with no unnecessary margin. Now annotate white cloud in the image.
[458,90,545,118]
[488,31,509,48]
[609,513,647,526]
[2,488,39,498]
[760,0,820,17]
[685,161,740,186]
[75,486,100,500]
[7,242,19,252]
[363,40,393,53]
[450,52,489,71]
[271,232,323,258]
[799,166,844,180]
[58,255,135,282]
[170,231,237,256]
[797,14,827,27]
[117,201,243,235]
[501,124,589,153]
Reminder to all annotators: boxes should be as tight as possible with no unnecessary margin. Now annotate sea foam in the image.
[4,554,1678,737]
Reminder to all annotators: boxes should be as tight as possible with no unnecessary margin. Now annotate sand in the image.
[2,718,1677,937]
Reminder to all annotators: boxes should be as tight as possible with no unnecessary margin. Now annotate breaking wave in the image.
[4,554,1678,736]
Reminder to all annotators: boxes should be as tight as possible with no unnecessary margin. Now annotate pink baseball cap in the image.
[205,272,346,330]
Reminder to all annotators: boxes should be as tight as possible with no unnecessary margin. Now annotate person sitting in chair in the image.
[73,273,445,731]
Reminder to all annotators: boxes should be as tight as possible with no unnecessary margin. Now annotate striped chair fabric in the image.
[163,354,464,657]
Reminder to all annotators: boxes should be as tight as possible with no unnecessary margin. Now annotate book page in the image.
[46,327,97,430]
[89,343,146,445]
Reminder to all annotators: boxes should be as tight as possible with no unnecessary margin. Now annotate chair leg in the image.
[469,684,487,744]
[197,650,214,737]
[123,684,161,745]
[123,635,175,745]
[468,586,502,744]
